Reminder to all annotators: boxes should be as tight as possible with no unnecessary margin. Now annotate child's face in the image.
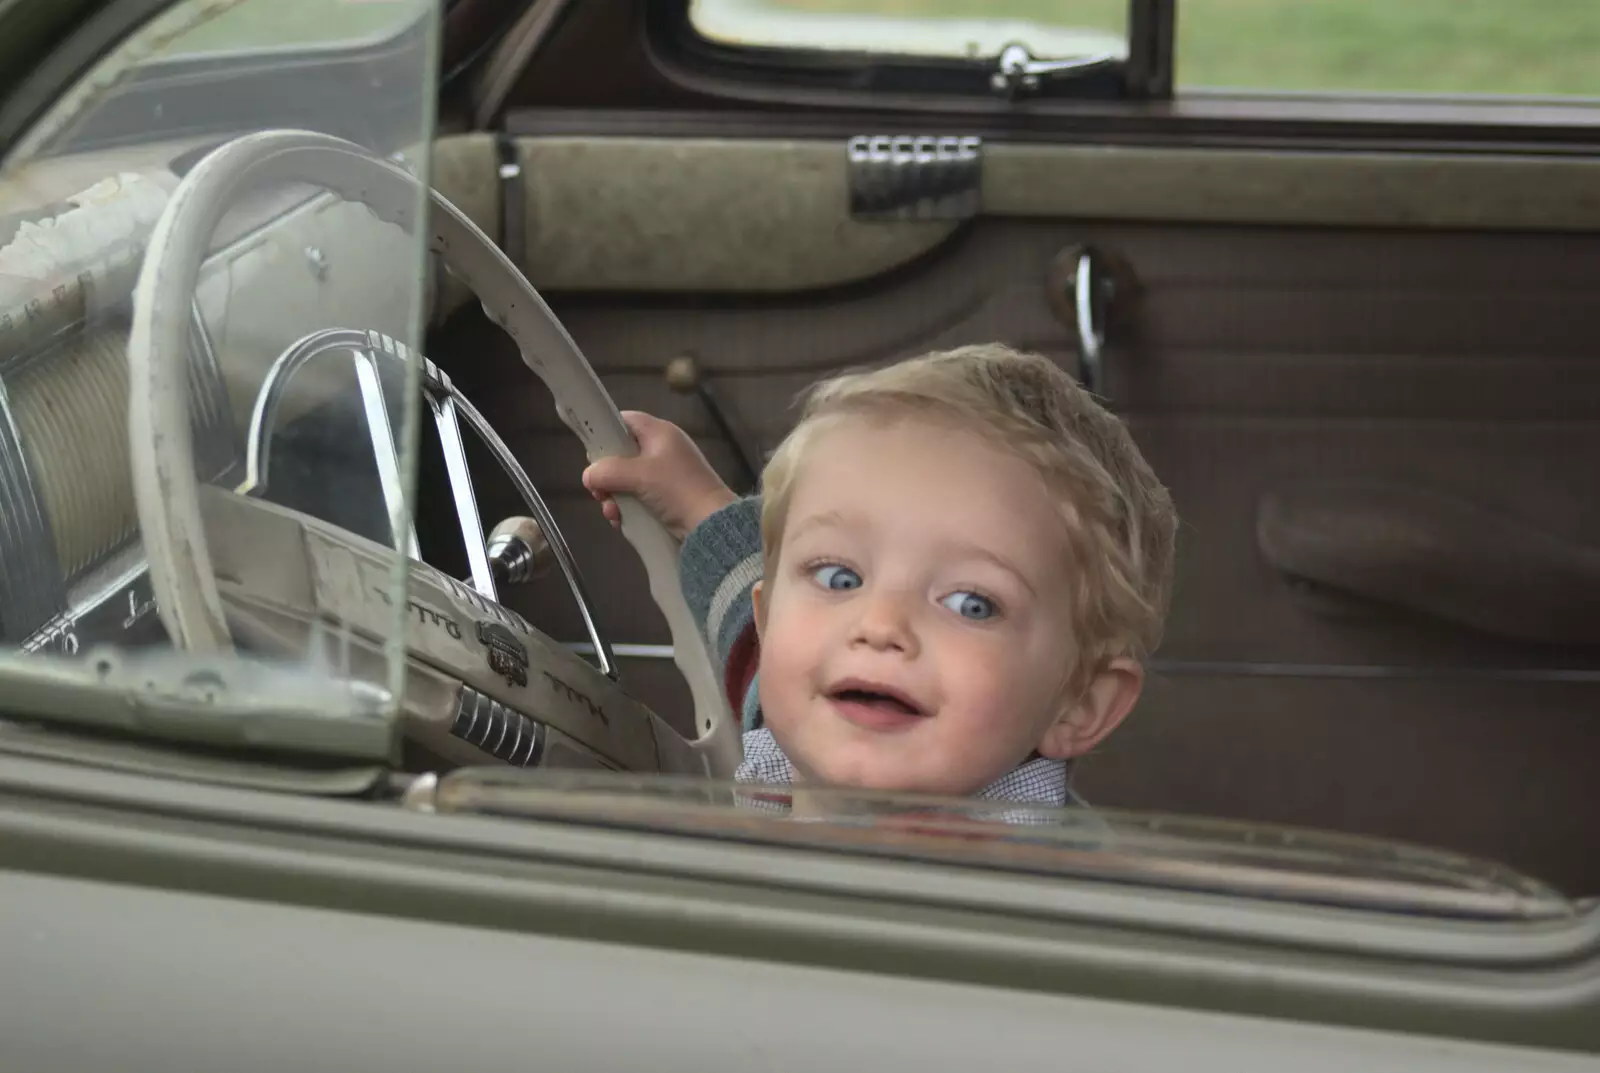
[753,416,1134,797]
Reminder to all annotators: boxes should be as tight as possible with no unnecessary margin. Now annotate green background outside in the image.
[170,0,1600,99]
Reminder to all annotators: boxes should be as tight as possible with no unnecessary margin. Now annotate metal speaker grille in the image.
[450,685,545,767]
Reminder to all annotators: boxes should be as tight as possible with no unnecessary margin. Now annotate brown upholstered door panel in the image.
[432,134,1600,895]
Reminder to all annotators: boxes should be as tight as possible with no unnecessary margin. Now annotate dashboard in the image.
[0,145,418,658]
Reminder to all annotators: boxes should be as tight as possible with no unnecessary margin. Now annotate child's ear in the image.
[1036,658,1144,760]
[751,580,767,640]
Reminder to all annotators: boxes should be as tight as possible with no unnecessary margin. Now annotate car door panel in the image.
[1088,673,1599,891]
[510,137,959,291]
[428,125,1600,894]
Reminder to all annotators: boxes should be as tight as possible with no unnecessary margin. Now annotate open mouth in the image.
[827,680,927,719]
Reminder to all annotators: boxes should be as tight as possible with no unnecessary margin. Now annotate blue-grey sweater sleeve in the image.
[678,494,764,676]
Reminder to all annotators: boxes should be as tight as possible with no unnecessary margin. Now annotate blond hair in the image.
[759,344,1177,692]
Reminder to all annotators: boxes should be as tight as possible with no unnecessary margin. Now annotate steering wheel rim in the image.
[126,129,740,774]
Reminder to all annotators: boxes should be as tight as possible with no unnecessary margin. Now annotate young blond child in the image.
[583,344,1176,806]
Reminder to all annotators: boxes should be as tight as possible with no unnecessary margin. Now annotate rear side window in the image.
[689,0,1128,61]
[679,0,1150,99]
[686,0,1600,104]
[1179,0,1600,98]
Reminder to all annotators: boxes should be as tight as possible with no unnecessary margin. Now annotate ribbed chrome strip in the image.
[186,303,240,483]
[450,685,546,767]
[0,377,66,641]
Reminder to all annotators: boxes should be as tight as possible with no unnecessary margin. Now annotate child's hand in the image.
[582,411,738,541]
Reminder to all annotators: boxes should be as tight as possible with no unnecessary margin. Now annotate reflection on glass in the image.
[0,0,1585,931]
[0,0,438,749]
[428,768,1575,922]
[166,0,424,57]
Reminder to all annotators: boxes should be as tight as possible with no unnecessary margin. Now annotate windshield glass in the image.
[0,0,438,759]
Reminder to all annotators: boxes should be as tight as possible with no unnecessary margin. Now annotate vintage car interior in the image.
[2,0,1599,884]
[461,1,1600,901]
[1,0,1598,1064]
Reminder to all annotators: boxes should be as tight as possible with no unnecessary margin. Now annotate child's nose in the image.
[849,590,919,656]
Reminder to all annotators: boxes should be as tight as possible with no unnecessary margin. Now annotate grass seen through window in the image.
[759,0,1600,97]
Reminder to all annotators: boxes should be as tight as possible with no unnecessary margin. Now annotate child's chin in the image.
[801,750,944,798]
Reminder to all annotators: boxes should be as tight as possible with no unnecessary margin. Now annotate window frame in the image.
[607,0,1600,154]
[655,0,1174,104]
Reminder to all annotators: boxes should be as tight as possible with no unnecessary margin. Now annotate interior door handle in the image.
[1074,250,1108,395]
[1048,245,1122,396]
[1257,479,1600,647]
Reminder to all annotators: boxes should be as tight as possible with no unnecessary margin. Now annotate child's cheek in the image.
[940,631,1027,714]
[756,594,822,721]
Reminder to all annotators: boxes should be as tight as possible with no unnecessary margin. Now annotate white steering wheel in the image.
[126,129,739,774]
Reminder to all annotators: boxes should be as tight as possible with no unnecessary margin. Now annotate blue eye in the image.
[941,590,996,621]
[811,564,862,591]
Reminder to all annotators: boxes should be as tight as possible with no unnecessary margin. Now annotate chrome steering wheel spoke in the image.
[239,326,617,679]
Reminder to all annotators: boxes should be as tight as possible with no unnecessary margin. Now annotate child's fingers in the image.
[582,457,637,496]
[618,410,657,439]
[586,487,622,526]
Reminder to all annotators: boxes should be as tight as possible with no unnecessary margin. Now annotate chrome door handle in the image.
[1049,245,1132,396]
[1074,251,1105,395]
[1072,249,1119,396]
[991,43,1120,99]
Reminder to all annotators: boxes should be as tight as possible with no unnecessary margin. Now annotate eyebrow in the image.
[786,509,855,543]
[951,543,1038,599]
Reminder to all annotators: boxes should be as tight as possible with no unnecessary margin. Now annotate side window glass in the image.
[162,0,418,57]
[688,0,1128,63]
[1178,0,1600,98]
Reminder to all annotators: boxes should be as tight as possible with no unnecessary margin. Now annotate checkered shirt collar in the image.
[733,728,1073,807]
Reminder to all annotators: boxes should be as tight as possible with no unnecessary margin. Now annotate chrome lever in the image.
[991,43,1120,99]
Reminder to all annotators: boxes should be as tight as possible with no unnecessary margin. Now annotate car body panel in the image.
[7,866,1597,1073]
[1,750,1598,1059]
